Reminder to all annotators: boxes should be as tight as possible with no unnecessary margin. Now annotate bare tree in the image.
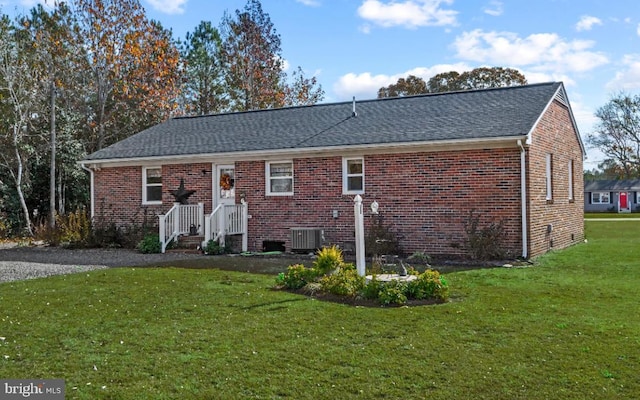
[0,15,40,235]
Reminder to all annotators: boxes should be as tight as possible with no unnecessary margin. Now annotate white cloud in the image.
[357,0,457,29]
[575,15,602,32]
[483,0,503,17]
[144,0,187,15]
[332,63,470,100]
[296,0,321,6]
[520,70,576,87]
[637,23,640,36]
[605,54,640,91]
[359,24,372,34]
[453,29,608,74]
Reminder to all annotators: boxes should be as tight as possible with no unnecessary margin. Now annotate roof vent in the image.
[554,88,568,106]
[352,96,357,117]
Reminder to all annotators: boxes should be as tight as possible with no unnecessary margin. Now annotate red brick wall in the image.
[92,163,212,228]
[526,100,584,257]
[237,149,524,258]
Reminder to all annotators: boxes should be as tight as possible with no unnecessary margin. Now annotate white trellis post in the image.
[354,195,366,276]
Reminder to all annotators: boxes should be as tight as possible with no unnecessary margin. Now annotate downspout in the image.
[80,163,95,219]
[517,140,528,259]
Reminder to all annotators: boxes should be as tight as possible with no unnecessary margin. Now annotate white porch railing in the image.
[158,201,248,254]
[203,201,248,252]
[158,202,204,253]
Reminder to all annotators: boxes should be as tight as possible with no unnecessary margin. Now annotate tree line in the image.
[0,0,323,236]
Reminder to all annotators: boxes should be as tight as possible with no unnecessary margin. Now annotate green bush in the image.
[276,246,450,306]
[361,269,449,305]
[204,239,225,255]
[406,269,449,301]
[377,280,408,306]
[137,233,162,254]
[361,276,383,300]
[278,264,318,290]
[319,264,365,296]
[313,245,344,275]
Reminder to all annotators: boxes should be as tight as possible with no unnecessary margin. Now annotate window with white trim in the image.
[143,167,162,204]
[343,157,364,194]
[568,159,574,201]
[545,153,553,201]
[591,192,610,204]
[266,161,293,195]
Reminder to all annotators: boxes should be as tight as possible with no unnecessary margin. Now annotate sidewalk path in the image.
[585,218,640,221]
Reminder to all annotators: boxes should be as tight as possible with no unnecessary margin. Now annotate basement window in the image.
[143,167,162,204]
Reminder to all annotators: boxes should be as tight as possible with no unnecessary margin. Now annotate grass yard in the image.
[1,221,639,399]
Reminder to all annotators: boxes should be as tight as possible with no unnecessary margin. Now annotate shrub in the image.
[365,216,400,257]
[278,264,318,290]
[204,239,225,255]
[406,269,449,301]
[408,251,432,265]
[377,280,408,306]
[137,233,162,254]
[313,245,344,275]
[0,217,8,238]
[464,209,507,260]
[319,264,365,296]
[32,209,91,247]
[361,276,383,300]
[57,209,91,246]
[361,269,449,305]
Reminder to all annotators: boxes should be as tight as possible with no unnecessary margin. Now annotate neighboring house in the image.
[79,82,585,259]
[584,180,640,213]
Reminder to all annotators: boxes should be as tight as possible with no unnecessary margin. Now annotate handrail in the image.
[203,202,248,251]
[204,204,225,248]
[159,202,205,253]
[159,203,180,253]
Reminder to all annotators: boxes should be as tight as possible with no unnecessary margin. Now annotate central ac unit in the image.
[290,228,323,252]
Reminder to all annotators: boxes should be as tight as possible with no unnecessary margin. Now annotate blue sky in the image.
[3,0,640,169]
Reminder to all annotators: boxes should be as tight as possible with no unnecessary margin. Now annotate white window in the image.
[545,153,553,201]
[343,157,364,194]
[143,167,162,204]
[568,159,574,201]
[591,192,610,204]
[266,161,293,195]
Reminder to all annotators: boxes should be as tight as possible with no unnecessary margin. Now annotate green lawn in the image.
[1,221,639,399]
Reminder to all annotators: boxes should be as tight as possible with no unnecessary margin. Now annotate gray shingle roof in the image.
[584,180,640,191]
[84,82,565,162]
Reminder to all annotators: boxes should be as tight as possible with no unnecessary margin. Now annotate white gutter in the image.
[80,135,526,168]
[517,139,528,259]
[80,163,95,219]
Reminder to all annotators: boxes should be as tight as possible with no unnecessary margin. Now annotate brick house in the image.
[80,82,585,259]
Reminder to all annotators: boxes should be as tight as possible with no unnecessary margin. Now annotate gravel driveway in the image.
[0,245,203,283]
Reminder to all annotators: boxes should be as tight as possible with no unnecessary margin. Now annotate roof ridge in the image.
[170,81,561,121]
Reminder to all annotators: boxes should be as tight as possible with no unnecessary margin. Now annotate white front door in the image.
[215,165,235,208]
